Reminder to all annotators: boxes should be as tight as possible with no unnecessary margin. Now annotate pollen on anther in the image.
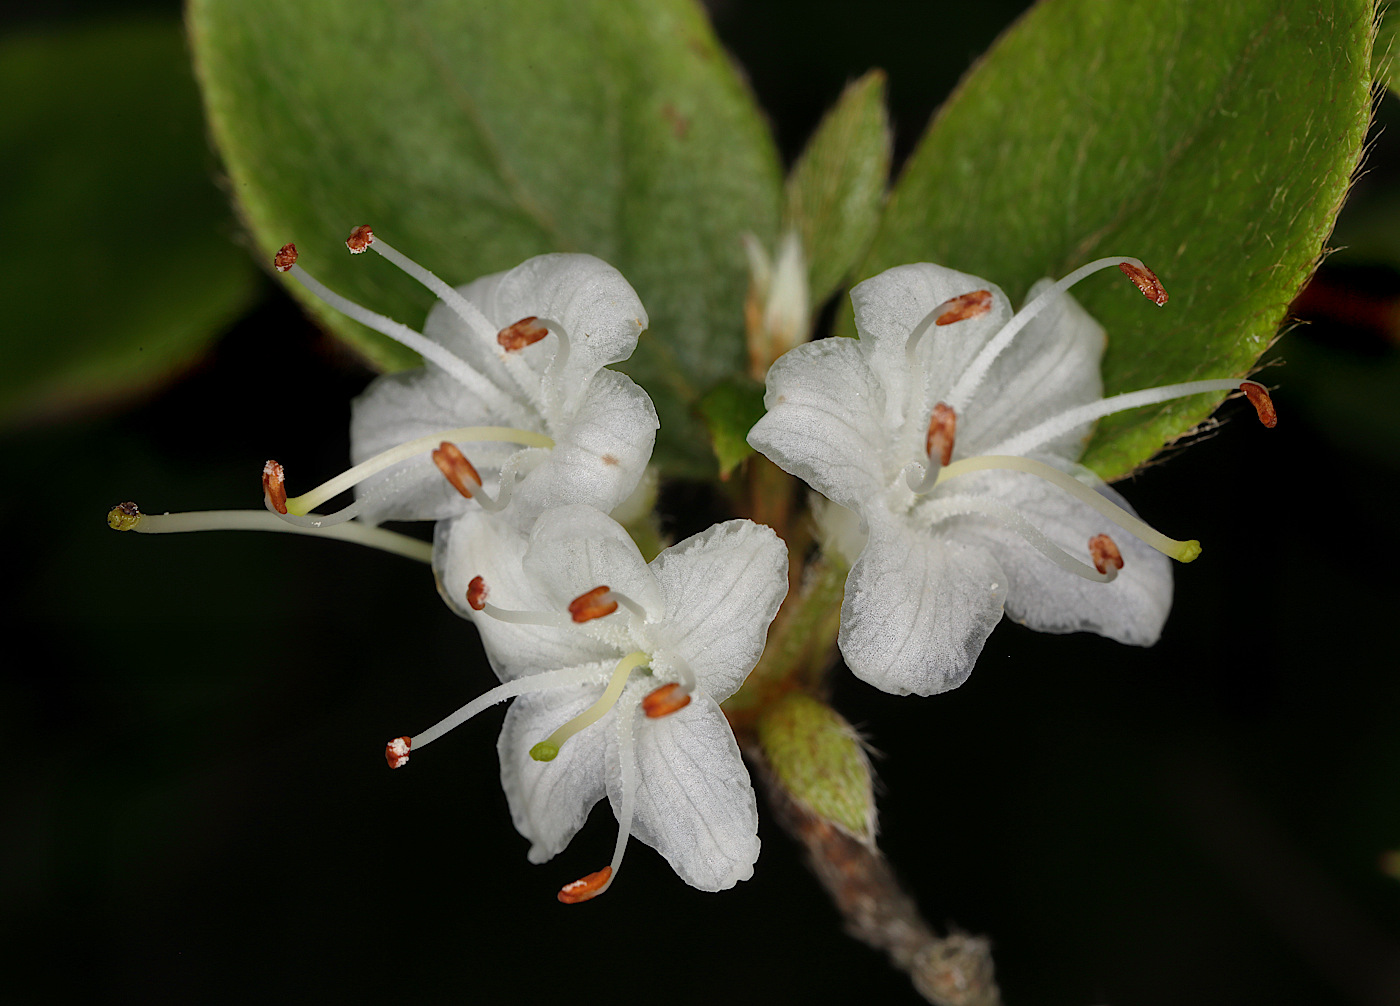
[273,243,298,272]
[936,289,992,326]
[263,460,288,514]
[558,866,613,904]
[497,316,550,351]
[642,682,691,719]
[1089,533,1124,575]
[925,403,957,468]
[467,575,489,611]
[1240,381,1278,428]
[431,442,482,499]
[1118,262,1168,306]
[346,225,375,254]
[385,736,411,769]
[568,586,618,623]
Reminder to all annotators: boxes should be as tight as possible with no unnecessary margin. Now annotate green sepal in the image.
[699,376,768,479]
[756,692,875,844]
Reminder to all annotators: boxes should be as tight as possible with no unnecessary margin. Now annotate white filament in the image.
[410,664,608,750]
[922,494,1116,582]
[989,379,1243,457]
[285,265,518,415]
[284,425,552,515]
[126,509,432,563]
[946,257,1145,412]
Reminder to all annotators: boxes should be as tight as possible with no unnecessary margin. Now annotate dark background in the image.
[5,2,1400,1003]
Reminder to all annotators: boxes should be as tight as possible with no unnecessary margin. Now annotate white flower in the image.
[748,258,1271,696]
[267,233,658,533]
[393,504,789,901]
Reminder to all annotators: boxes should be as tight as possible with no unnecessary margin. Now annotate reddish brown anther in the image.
[431,442,482,499]
[346,225,375,254]
[1089,533,1124,575]
[568,586,618,623]
[936,290,993,326]
[467,575,489,611]
[385,736,411,769]
[1240,381,1277,428]
[497,316,550,351]
[263,460,288,514]
[557,866,613,904]
[642,682,692,719]
[273,243,298,272]
[925,402,957,468]
[1118,262,1168,306]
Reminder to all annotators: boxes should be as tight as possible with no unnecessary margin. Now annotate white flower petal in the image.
[433,511,617,680]
[522,505,664,617]
[615,693,760,891]
[839,511,1007,695]
[848,263,1014,415]
[462,253,648,415]
[957,280,1105,457]
[509,368,658,527]
[943,467,1173,645]
[747,337,891,512]
[649,520,789,702]
[498,688,609,864]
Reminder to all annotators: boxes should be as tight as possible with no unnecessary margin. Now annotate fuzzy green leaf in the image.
[757,692,875,842]
[189,0,782,478]
[849,0,1373,479]
[0,21,259,428]
[784,70,891,307]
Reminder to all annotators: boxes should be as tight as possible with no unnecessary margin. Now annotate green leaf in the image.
[189,0,783,479]
[848,0,1373,479]
[784,70,891,306]
[699,377,767,478]
[756,692,875,843]
[0,21,260,428]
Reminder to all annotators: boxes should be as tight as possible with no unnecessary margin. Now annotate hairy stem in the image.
[749,742,1003,1006]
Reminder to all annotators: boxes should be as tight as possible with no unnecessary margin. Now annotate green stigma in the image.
[107,502,142,531]
[1176,539,1202,563]
[529,650,650,763]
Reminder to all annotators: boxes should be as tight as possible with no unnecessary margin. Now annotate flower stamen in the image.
[642,682,691,718]
[926,403,957,468]
[276,243,518,415]
[431,441,482,499]
[569,586,618,623]
[905,289,992,365]
[1240,380,1278,428]
[263,460,288,514]
[529,650,650,762]
[947,256,1167,411]
[988,379,1259,457]
[1118,261,1169,305]
[498,317,550,351]
[937,290,994,326]
[385,736,411,769]
[466,575,488,611]
[1089,533,1124,577]
[906,403,958,494]
[277,425,553,517]
[558,867,613,904]
[106,502,433,562]
[934,454,1202,562]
